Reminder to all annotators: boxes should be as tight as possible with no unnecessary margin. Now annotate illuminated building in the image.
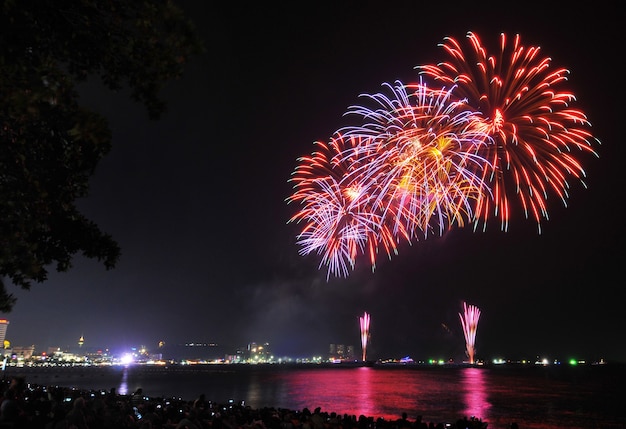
[0,320,8,346]
[329,343,355,361]
[247,342,271,362]
[11,345,34,360]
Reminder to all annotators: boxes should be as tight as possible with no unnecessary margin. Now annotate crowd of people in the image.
[0,375,505,429]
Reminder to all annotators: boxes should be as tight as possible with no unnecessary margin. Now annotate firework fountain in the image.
[459,302,481,364]
[360,311,370,361]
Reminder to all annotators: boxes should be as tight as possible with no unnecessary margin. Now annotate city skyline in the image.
[4,2,624,363]
[4,314,611,365]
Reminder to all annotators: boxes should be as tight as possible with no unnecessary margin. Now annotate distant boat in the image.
[330,360,374,367]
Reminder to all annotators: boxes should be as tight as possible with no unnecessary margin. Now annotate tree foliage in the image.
[0,0,204,312]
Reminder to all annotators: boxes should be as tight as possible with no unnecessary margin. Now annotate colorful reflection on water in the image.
[14,364,621,429]
[268,366,484,424]
[118,366,130,395]
[460,367,490,420]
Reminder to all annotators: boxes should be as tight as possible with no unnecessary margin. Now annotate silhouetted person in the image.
[0,387,22,425]
[66,396,90,429]
[131,388,145,407]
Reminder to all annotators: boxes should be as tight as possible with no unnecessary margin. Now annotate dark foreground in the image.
[0,374,495,429]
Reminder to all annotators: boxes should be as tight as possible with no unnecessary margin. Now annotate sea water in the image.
[6,363,625,429]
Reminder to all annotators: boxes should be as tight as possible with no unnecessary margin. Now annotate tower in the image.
[0,320,9,347]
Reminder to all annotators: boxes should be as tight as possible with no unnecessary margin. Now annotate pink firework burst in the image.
[288,80,492,277]
[339,79,492,238]
[287,136,401,278]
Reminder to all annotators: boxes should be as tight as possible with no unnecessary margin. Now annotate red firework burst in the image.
[419,32,600,233]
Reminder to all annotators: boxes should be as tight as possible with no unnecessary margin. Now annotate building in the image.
[329,343,355,361]
[0,319,8,346]
[247,342,272,362]
[11,345,35,360]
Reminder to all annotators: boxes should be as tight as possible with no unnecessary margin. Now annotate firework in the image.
[360,311,371,361]
[288,80,493,277]
[419,32,600,233]
[289,32,599,276]
[339,79,493,237]
[287,136,401,278]
[459,302,481,364]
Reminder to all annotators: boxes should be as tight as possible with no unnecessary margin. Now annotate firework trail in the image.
[360,311,371,361]
[459,302,481,364]
[419,32,600,233]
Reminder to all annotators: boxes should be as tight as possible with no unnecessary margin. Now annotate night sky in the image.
[7,2,624,363]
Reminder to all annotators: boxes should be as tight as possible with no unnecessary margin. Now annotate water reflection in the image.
[281,368,376,417]
[245,373,258,402]
[352,367,375,417]
[279,366,465,421]
[117,366,130,395]
[460,368,491,420]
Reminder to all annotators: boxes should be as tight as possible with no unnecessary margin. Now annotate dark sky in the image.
[8,2,624,363]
